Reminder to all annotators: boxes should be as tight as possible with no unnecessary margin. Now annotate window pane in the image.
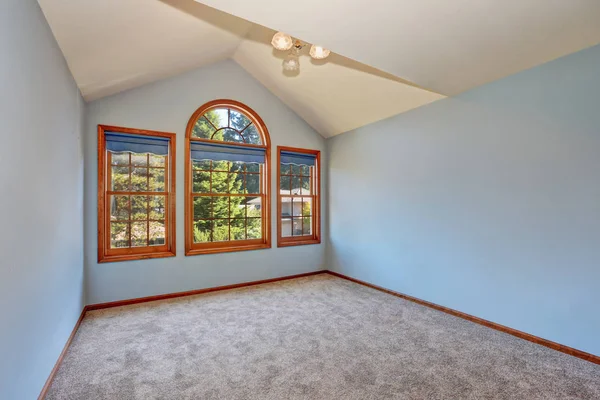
[211,171,228,194]
[193,160,212,171]
[131,196,148,220]
[193,197,211,220]
[292,218,303,236]
[191,116,214,139]
[247,218,262,239]
[194,220,212,243]
[230,109,251,131]
[149,196,166,220]
[243,124,261,145]
[301,165,311,176]
[246,196,261,218]
[246,163,260,173]
[149,155,165,167]
[212,160,228,171]
[192,170,210,193]
[227,196,242,219]
[228,170,244,194]
[149,168,165,191]
[211,109,229,129]
[280,163,290,175]
[213,219,229,242]
[229,161,244,173]
[301,177,311,195]
[110,195,129,221]
[222,128,244,144]
[281,196,292,217]
[302,217,312,235]
[246,174,260,194]
[110,222,129,248]
[131,168,148,191]
[291,176,301,195]
[291,164,301,175]
[131,222,147,247]
[292,198,303,217]
[302,198,312,217]
[281,217,292,237]
[212,196,229,219]
[111,166,129,191]
[111,153,129,166]
[149,221,165,245]
[131,154,147,167]
[230,219,246,240]
[280,176,291,195]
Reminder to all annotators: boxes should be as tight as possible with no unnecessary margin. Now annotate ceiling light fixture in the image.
[309,45,331,60]
[271,32,331,74]
[271,31,293,51]
[282,45,301,72]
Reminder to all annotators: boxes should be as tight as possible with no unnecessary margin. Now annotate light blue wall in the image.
[0,1,85,399]
[85,60,327,304]
[328,45,600,356]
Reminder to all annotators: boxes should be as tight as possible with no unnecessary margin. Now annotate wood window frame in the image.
[185,99,271,256]
[277,146,321,247]
[97,125,176,263]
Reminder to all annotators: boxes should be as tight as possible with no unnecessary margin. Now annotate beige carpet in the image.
[46,274,600,399]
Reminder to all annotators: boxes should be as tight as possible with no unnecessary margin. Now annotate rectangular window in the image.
[186,151,270,255]
[98,125,176,263]
[277,147,321,247]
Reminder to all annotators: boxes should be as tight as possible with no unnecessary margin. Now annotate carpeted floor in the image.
[46,274,600,399]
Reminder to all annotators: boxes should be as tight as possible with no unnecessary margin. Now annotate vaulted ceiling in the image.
[199,0,600,95]
[38,0,600,137]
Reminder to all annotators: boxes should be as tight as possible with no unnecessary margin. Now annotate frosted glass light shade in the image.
[309,45,331,60]
[282,53,300,71]
[271,32,293,51]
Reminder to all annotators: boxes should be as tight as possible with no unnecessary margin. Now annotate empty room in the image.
[2,0,600,399]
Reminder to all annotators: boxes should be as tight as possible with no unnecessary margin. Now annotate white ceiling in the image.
[38,0,600,137]
[38,0,443,137]
[38,0,253,101]
[234,27,443,137]
[197,0,600,95]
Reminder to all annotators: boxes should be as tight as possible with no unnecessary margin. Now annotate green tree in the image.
[193,159,262,243]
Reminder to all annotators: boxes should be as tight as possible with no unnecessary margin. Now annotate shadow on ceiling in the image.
[160,0,437,93]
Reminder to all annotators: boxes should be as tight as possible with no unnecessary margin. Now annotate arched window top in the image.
[186,100,269,147]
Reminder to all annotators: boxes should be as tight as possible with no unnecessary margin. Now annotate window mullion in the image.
[127,153,132,248]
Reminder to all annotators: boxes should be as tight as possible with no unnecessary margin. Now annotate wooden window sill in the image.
[186,242,271,256]
[99,250,176,264]
[277,238,321,248]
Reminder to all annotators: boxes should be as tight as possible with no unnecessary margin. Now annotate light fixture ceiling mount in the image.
[271,32,331,74]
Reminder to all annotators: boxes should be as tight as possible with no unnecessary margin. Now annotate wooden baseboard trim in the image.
[86,270,328,311]
[326,271,599,365]
[38,306,88,400]
[39,268,597,399]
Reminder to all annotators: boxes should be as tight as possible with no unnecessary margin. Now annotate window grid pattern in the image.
[191,160,264,244]
[191,107,262,145]
[108,152,168,249]
[280,163,314,238]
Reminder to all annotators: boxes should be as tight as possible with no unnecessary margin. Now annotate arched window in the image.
[185,100,271,255]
